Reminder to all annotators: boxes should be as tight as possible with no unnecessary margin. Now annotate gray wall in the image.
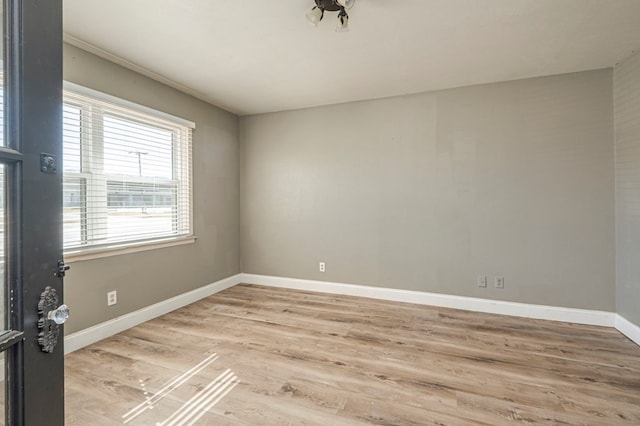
[615,50,640,326]
[240,70,615,311]
[63,44,240,334]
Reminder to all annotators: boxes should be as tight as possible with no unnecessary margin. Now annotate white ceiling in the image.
[63,0,640,116]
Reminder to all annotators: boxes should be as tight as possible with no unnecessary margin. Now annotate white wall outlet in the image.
[319,262,326,272]
[107,290,117,306]
[477,275,487,288]
[495,277,505,289]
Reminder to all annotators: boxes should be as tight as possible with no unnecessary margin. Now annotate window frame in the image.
[62,82,195,261]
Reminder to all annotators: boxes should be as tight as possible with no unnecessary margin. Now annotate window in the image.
[63,85,193,255]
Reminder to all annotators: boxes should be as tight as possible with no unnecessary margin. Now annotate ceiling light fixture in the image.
[306,0,356,32]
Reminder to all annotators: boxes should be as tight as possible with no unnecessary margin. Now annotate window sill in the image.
[64,236,197,263]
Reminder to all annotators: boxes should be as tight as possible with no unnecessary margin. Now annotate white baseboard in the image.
[63,272,637,354]
[64,273,242,354]
[240,273,616,327]
[615,314,640,346]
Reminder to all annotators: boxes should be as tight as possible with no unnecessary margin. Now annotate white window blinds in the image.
[63,89,193,254]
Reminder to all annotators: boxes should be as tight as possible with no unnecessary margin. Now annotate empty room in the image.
[1,0,639,425]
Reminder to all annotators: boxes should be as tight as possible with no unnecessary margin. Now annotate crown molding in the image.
[63,33,224,111]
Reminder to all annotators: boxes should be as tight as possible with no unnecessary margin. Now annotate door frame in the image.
[3,0,64,424]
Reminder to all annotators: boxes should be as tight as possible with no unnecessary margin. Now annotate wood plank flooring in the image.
[64,284,640,425]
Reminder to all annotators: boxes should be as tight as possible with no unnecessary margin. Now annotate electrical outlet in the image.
[477,275,487,288]
[495,277,505,289]
[107,290,117,306]
[319,262,326,272]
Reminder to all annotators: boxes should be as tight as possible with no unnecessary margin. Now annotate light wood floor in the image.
[65,284,640,425]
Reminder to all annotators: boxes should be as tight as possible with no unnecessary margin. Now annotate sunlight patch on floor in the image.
[122,352,238,425]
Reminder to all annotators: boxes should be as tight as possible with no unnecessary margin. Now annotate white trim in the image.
[63,81,196,129]
[65,236,197,263]
[64,273,242,354]
[63,33,224,115]
[615,314,640,346]
[62,273,639,355]
[240,274,616,327]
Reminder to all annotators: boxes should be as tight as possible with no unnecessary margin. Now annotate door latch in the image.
[56,259,70,278]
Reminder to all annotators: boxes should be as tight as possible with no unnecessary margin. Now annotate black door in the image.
[1,1,64,425]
